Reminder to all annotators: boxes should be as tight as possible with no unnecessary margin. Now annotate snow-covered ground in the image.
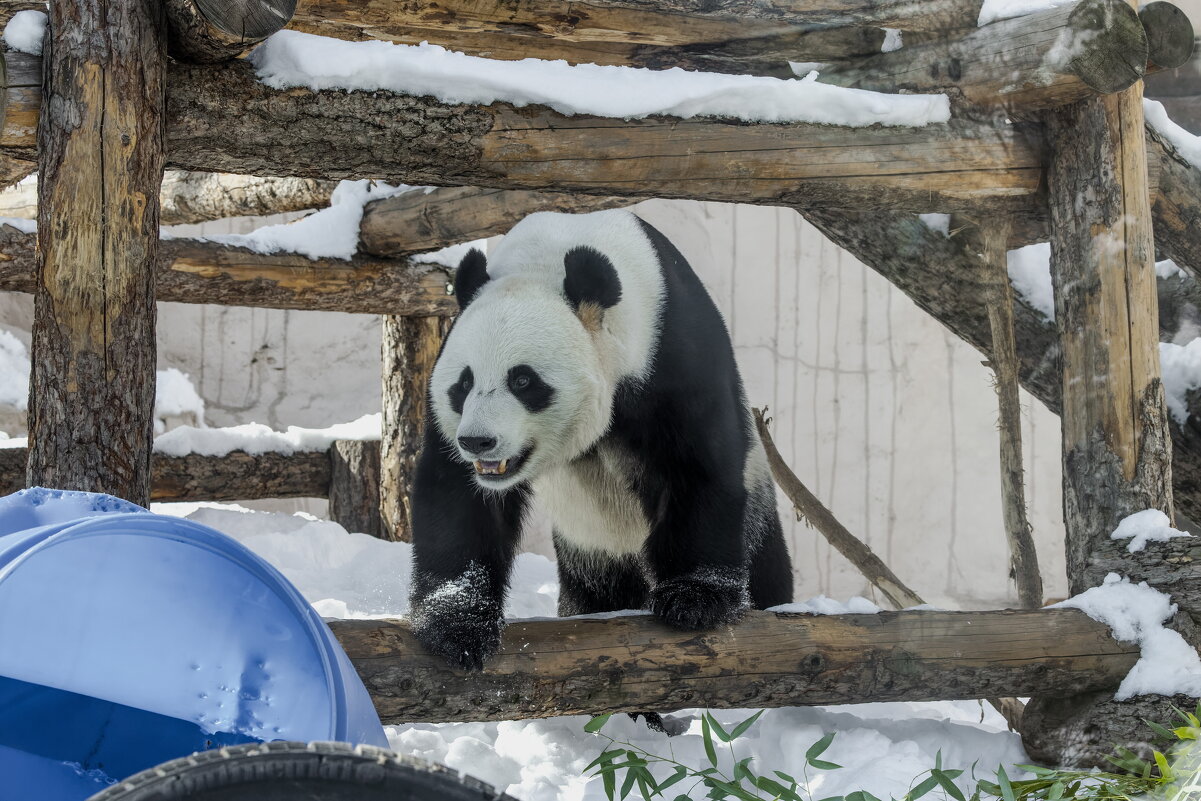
[150,502,1028,801]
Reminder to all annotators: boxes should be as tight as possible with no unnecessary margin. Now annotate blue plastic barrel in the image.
[0,488,389,801]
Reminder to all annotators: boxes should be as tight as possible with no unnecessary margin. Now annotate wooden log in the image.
[1149,134,1201,278]
[166,0,296,63]
[2,447,332,501]
[329,439,383,537]
[27,0,166,504]
[1,45,38,184]
[0,54,1046,215]
[1140,2,1195,71]
[326,608,1138,724]
[361,188,630,257]
[0,228,458,316]
[0,171,337,225]
[818,0,1148,109]
[381,315,450,542]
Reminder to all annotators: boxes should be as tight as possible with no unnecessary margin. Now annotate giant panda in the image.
[408,208,793,669]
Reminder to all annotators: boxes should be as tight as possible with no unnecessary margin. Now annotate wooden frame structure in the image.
[1,0,1200,768]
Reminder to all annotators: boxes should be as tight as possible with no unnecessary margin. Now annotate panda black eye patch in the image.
[448,366,473,414]
[507,365,554,412]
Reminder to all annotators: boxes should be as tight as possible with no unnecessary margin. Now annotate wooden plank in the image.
[326,608,1139,724]
[26,0,166,504]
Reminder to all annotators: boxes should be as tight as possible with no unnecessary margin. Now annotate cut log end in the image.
[1141,2,1196,70]
[1067,0,1148,94]
[166,0,297,62]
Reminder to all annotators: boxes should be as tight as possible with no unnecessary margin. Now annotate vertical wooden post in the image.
[380,314,451,542]
[1021,78,1180,765]
[26,0,166,505]
[329,439,383,537]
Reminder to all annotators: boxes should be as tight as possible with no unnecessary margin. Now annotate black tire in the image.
[85,741,516,801]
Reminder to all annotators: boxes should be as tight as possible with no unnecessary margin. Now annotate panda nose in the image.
[458,435,497,455]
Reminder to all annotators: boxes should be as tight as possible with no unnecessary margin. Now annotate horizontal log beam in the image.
[0,447,332,501]
[0,227,457,316]
[327,608,1138,723]
[819,0,1149,109]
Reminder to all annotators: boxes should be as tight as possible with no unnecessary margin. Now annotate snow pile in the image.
[881,28,903,53]
[3,9,45,55]
[1157,259,1185,279]
[204,180,413,260]
[1006,242,1055,321]
[1146,99,1201,170]
[978,0,1068,25]
[1110,509,1191,554]
[0,329,29,410]
[251,31,950,128]
[918,213,950,237]
[770,595,882,615]
[0,216,36,233]
[1159,339,1201,424]
[153,413,381,457]
[414,240,488,269]
[154,368,205,435]
[1054,573,1201,700]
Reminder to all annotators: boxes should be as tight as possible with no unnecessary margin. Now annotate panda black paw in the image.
[412,614,504,671]
[650,573,749,630]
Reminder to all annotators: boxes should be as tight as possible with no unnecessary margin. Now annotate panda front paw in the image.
[413,614,503,670]
[650,572,750,630]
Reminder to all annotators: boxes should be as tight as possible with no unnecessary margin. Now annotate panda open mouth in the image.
[473,447,533,481]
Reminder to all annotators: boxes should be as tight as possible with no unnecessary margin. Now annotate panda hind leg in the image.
[553,532,649,617]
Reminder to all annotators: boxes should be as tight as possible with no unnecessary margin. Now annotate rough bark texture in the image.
[820,0,1147,109]
[2,447,331,500]
[753,408,923,610]
[1140,2,1195,70]
[327,608,1137,724]
[1,48,38,188]
[381,314,451,542]
[1022,692,1201,766]
[0,227,457,316]
[361,188,630,257]
[1150,134,1201,278]
[329,439,383,538]
[27,0,166,505]
[0,171,337,225]
[165,0,296,63]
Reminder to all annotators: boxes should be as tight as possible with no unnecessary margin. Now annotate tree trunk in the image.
[27,0,166,505]
[819,0,1147,109]
[381,315,451,542]
[329,439,383,537]
[327,608,1138,724]
[165,0,296,63]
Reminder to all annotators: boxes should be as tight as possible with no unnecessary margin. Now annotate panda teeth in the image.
[499,459,508,475]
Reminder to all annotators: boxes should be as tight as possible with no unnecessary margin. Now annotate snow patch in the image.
[881,28,903,52]
[1054,573,1201,700]
[978,0,1068,25]
[413,240,488,269]
[153,413,381,457]
[1159,339,1201,424]
[1146,99,1201,170]
[1110,509,1191,553]
[0,216,36,233]
[1157,259,1185,279]
[154,368,205,435]
[918,213,950,237]
[770,595,883,615]
[4,10,45,55]
[0,329,29,410]
[251,31,950,128]
[1006,242,1055,321]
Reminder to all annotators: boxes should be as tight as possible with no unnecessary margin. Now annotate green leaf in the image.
[621,767,639,800]
[847,791,883,801]
[659,767,688,793]
[586,714,613,733]
[702,716,719,767]
[584,749,625,774]
[674,796,692,801]
[1154,750,1174,781]
[756,775,790,796]
[636,773,652,801]
[706,777,761,801]
[731,710,766,740]
[603,765,616,801]
[807,733,836,763]
[707,713,734,744]
[774,771,798,785]
[1174,727,1199,740]
[810,760,843,772]
[997,766,1017,801]
[734,757,756,783]
[933,771,966,801]
[1146,720,1176,741]
[1048,781,1065,801]
[907,774,940,800]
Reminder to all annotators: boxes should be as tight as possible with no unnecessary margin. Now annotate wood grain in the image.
[166,0,296,62]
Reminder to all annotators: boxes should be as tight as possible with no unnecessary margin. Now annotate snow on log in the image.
[1140,2,1196,71]
[326,608,1138,724]
[819,0,1149,109]
[166,0,296,63]
[0,227,457,316]
[0,171,337,225]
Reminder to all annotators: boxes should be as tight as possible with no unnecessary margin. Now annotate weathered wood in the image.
[2,446,332,501]
[381,315,450,542]
[0,227,457,316]
[819,0,1148,109]
[1,45,38,186]
[0,171,337,225]
[1140,2,1195,71]
[1149,134,1201,278]
[326,608,1137,724]
[752,408,923,610]
[329,439,383,537]
[27,0,166,504]
[166,0,296,63]
[361,188,630,257]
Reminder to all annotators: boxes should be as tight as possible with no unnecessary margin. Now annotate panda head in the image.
[430,246,623,491]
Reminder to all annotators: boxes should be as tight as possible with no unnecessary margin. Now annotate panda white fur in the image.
[409,209,793,669]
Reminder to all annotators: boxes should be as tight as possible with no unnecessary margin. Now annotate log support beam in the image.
[329,439,383,537]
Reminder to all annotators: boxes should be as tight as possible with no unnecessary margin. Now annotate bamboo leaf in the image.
[702,716,719,767]
[707,713,734,744]
[621,767,639,800]
[731,710,766,740]
[933,771,966,801]
[807,733,836,763]
[659,767,688,793]
[907,774,940,800]
[603,766,616,801]
[586,714,613,733]
[810,760,843,771]
[997,766,1017,801]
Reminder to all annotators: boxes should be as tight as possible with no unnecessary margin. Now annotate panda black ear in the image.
[563,246,622,312]
[454,248,489,310]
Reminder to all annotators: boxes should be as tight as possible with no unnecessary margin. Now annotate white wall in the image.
[0,200,1069,608]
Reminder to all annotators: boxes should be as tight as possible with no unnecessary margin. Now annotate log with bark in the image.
[327,608,1138,724]
[26,0,166,505]
[166,0,297,63]
[818,0,1149,109]
[1140,2,1196,71]
[329,439,383,537]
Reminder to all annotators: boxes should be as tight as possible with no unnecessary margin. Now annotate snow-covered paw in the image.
[413,614,503,671]
[650,572,749,630]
